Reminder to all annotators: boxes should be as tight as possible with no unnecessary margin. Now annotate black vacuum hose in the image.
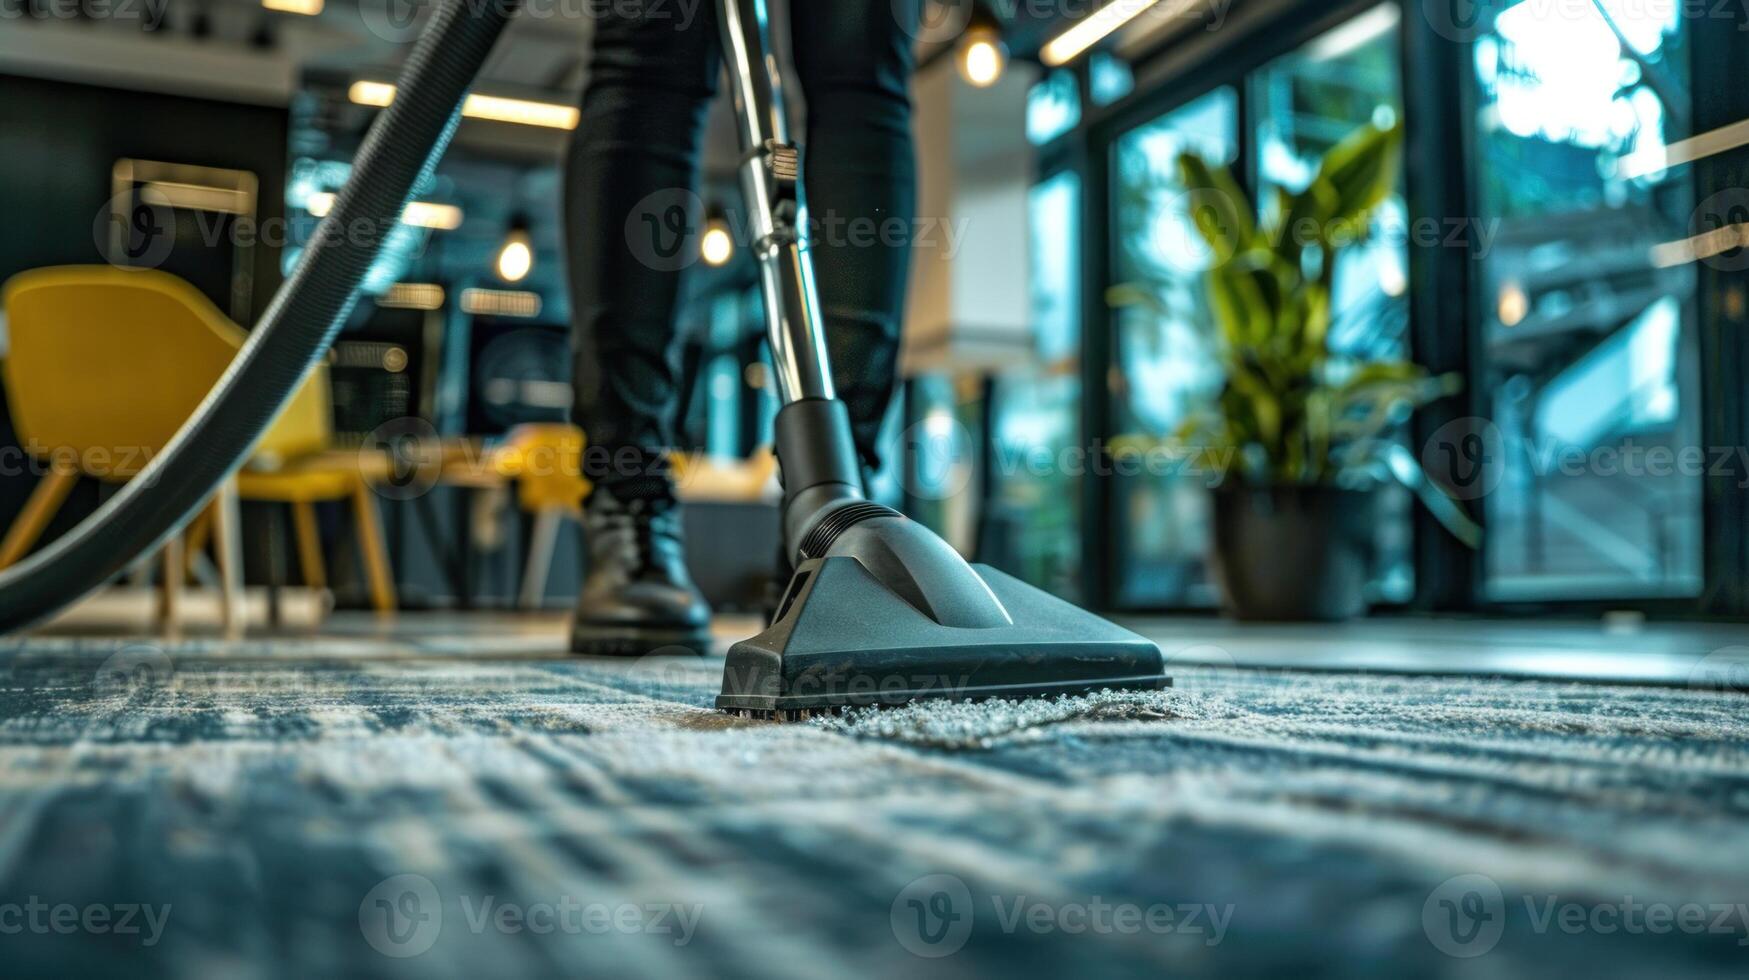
[0,0,519,633]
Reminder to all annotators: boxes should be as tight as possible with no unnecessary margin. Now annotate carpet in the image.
[1,634,1746,978]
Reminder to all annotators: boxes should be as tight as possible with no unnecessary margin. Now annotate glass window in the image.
[1471,0,1701,599]
[902,374,981,555]
[1027,69,1081,147]
[1090,52,1135,107]
[1106,6,1413,609]
[985,171,1084,600]
[1248,3,1414,602]
[1108,87,1238,607]
[1030,171,1081,362]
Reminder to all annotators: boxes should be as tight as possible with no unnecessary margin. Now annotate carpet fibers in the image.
[1,635,1746,978]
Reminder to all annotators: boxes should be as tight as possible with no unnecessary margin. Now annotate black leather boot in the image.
[570,487,711,656]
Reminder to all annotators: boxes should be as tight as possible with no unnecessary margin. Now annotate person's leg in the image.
[788,0,919,480]
[566,0,719,498]
[564,0,719,654]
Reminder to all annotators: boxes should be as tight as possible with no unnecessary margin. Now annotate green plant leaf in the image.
[1304,386,1332,480]
[1229,249,1294,347]
[1314,120,1404,237]
[1299,284,1332,356]
[1226,362,1281,450]
[1276,178,1339,266]
[1207,261,1273,349]
[1177,153,1255,261]
[1156,121,1446,495]
[1105,282,1170,318]
[1333,360,1427,398]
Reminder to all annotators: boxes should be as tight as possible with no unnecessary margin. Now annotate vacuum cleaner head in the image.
[718,505,1169,720]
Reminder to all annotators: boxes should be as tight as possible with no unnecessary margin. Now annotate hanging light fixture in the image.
[496,214,533,283]
[701,208,734,267]
[957,3,1007,88]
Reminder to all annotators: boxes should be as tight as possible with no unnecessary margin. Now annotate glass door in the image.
[1468,0,1702,600]
[1107,87,1239,608]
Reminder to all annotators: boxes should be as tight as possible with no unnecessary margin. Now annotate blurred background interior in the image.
[2,0,1747,673]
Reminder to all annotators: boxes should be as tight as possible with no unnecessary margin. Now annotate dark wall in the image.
[0,74,289,533]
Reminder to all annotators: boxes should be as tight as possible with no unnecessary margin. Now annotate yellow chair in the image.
[0,265,395,634]
[490,424,781,608]
[492,423,588,609]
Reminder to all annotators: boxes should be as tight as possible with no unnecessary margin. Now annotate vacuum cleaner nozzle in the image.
[708,0,1166,720]
[718,505,1170,720]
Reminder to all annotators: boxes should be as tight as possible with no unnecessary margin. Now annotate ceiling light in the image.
[378,283,445,310]
[304,192,463,230]
[347,80,396,108]
[1498,283,1529,327]
[701,219,734,267]
[461,288,542,318]
[497,216,533,283]
[957,6,1007,87]
[1041,0,1184,67]
[401,201,464,230]
[261,0,322,13]
[347,81,579,130]
[462,93,580,130]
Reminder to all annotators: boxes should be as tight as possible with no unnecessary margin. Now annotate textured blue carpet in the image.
[0,635,1746,978]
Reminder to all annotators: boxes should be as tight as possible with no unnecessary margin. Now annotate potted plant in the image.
[1109,120,1479,621]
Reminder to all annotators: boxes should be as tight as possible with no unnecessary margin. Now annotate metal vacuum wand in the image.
[708,0,1169,718]
[716,0,868,560]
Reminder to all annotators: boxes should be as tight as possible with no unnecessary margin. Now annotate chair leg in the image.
[349,480,396,615]
[211,479,245,640]
[183,509,214,584]
[0,465,79,570]
[158,534,184,641]
[289,500,327,591]
[518,507,564,610]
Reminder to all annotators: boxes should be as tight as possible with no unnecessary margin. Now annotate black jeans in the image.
[565,0,918,496]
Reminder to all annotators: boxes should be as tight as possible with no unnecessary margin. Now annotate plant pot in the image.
[1208,483,1375,622]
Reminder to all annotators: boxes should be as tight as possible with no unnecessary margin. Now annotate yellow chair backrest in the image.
[2,266,331,478]
[497,422,589,514]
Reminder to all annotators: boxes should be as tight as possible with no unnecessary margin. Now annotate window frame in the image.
[1072,0,1415,612]
[1044,0,1749,616]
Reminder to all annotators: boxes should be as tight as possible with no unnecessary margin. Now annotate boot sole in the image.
[569,624,713,657]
